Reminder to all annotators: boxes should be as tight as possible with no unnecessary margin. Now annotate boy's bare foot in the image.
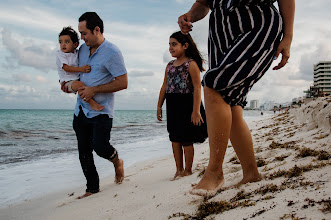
[114,159,124,184]
[76,192,93,199]
[170,171,183,181]
[89,100,105,111]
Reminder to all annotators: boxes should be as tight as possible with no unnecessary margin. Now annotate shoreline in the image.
[1,99,330,219]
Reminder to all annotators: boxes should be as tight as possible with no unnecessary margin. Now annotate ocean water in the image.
[0,109,271,207]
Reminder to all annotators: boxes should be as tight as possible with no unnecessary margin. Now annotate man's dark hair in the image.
[79,12,104,34]
[59,26,79,44]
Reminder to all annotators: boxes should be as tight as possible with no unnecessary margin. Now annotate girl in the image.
[157,31,208,180]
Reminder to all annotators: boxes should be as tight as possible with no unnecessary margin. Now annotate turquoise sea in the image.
[0,109,271,207]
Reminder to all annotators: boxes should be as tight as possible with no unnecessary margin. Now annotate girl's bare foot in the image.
[114,159,124,184]
[182,170,193,177]
[170,171,183,181]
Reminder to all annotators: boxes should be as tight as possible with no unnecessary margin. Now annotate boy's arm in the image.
[78,74,128,101]
[62,64,91,73]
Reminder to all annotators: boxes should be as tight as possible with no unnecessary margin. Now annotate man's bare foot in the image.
[189,170,224,197]
[114,159,124,184]
[170,171,183,181]
[89,100,105,111]
[76,192,93,199]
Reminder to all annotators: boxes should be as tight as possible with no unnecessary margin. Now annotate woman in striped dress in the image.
[178,0,295,196]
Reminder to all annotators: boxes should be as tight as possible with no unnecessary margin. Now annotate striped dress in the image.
[202,0,283,107]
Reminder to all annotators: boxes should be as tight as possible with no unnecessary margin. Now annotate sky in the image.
[0,0,331,110]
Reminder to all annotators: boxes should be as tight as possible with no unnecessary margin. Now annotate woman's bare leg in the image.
[183,145,194,176]
[171,142,184,180]
[191,87,231,192]
[230,106,261,184]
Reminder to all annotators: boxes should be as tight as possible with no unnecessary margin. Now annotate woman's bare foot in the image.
[237,173,262,186]
[114,159,124,184]
[89,100,105,111]
[189,170,224,197]
[170,171,183,181]
[76,192,93,199]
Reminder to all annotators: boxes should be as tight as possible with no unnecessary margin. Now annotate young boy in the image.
[56,26,105,111]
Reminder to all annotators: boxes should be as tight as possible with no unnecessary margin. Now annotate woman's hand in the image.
[178,13,193,34]
[191,111,204,126]
[273,37,292,70]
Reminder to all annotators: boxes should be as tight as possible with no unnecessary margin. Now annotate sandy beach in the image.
[1,97,330,220]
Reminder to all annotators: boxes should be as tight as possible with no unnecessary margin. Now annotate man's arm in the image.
[78,74,128,101]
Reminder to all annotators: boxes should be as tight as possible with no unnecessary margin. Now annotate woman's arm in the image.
[189,61,204,126]
[178,0,210,34]
[157,70,168,121]
[273,0,295,70]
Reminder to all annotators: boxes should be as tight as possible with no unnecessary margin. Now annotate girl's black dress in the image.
[165,59,208,144]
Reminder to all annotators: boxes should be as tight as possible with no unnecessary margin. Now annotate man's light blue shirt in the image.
[74,39,127,118]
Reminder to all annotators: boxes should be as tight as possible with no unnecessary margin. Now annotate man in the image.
[66,12,127,199]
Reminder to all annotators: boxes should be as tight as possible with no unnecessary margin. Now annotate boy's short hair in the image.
[59,26,79,44]
[79,12,104,34]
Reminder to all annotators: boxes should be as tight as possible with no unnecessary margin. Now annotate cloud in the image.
[12,73,32,82]
[129,70,154,77]
[297,41,331,81]
[36,75,49,83]
[0,5,75,33]
[1,29,56,72]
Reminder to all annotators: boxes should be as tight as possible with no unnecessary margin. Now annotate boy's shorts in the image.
[62,80,78,93]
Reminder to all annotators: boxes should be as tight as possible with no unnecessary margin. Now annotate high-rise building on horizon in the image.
[250,100,259,109]
[314,61,331,95]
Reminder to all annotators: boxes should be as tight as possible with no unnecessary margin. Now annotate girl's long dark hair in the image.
[170,31,205,72]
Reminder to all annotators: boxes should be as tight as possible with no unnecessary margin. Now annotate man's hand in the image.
[78,86,96,102]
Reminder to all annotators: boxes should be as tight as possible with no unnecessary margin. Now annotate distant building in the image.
[250,100,259,109]
[314,61,331,95]
[260,101,278,111]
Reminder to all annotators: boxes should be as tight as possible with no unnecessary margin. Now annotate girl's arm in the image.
[178,0,210,34]
[157,69,168,121]
[189,61,204,126]
[273,0,295,70]
[63,64,91,73]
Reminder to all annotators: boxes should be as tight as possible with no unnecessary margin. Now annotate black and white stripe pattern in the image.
[203,0,282,107]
